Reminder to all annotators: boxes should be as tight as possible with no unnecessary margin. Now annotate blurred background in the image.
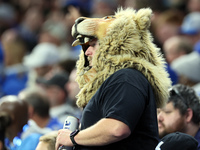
[0,0,199,97]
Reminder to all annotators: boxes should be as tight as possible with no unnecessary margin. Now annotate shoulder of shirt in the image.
[114,68,143,76]
[105,68,148,87]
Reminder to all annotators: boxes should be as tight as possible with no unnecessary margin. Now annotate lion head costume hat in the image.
[72,8,172,108]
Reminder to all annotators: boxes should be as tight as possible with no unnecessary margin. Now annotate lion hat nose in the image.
[72,17,87,38]
[75,17,86,25]
[71,17,95,68]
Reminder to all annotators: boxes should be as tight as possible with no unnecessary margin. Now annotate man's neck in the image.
[31,115,50,128]
[185,123,199,137]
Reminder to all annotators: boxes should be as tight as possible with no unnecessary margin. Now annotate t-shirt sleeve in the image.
[101,82,147,132]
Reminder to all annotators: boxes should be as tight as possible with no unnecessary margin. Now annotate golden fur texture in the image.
[73,8,172,108]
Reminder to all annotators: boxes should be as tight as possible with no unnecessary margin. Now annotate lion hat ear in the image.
[135,8,152,30]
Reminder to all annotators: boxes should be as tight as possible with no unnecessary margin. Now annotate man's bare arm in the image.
[56,118,131,149]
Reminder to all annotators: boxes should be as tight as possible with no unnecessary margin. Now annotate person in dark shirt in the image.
[56,7,171,150]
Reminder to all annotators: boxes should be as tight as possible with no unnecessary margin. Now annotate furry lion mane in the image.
[74,7,172,108]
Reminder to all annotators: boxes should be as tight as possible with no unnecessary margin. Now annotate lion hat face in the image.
[72,8,171,108]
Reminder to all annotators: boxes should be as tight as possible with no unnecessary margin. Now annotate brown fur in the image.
[73,8,172,108]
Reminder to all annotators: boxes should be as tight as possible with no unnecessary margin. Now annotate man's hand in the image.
[55,129,73,150]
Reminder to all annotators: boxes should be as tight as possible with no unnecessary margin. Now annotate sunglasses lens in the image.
[170,88,188,108]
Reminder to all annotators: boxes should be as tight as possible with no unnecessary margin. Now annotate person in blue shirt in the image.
[16,89,63,150]
[0,29,28,97]
[19,89,63,137]
[0,95,29,150]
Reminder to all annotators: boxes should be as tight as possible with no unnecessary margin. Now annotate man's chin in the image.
[159,130,167,139]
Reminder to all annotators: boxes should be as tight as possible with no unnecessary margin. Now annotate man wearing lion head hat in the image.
[56,7,171,150]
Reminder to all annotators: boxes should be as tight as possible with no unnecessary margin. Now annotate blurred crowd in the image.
[0,0,199,98]
[0,0,200,149]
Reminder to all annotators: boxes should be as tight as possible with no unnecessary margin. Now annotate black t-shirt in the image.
[78,68,159,150]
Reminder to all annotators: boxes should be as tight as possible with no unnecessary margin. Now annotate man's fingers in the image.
[56,129,72,149]
[57,129,64,136]
[55,136,60,150]
[56,129,62,149]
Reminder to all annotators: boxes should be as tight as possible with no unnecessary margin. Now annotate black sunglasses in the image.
[169,87,189,108]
